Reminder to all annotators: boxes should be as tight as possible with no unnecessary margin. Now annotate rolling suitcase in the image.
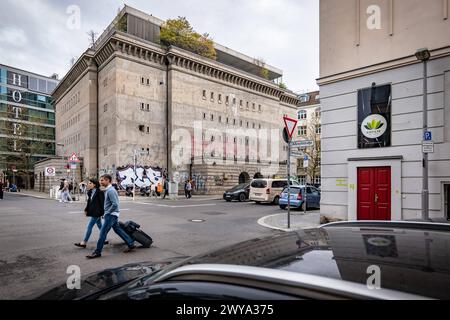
[119,221,153,248]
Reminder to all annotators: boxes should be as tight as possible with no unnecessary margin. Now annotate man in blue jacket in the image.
[86,174,136,259]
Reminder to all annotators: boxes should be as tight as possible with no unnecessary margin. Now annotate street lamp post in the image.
[415,48,431,221]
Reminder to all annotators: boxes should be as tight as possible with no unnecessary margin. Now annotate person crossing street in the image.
[86,174,136,259]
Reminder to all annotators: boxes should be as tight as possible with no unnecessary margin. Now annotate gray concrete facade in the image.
[53,6,299,194]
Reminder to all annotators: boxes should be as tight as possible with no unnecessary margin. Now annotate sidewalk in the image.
[258,211,322,232]
[6,190,222,202]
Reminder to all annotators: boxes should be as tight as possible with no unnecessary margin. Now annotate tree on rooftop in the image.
[279,82,288,90]
[159,17,217,60]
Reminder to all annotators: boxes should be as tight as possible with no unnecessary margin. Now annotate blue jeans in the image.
[83,217,102,243]
[94,215,134,255]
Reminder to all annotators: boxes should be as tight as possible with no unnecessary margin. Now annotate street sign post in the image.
[68,153,80,163]
[45,167,56,177]
[422,141,434,154]
[283,116,298,140]
[303,155,310,168]
[283,116,298,230]
[291,140,315,149]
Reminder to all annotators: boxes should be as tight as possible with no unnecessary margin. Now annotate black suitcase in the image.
[119,221,153,248]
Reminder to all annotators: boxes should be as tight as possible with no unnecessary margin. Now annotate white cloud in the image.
[0,27,28,47]
[0,0,319,91]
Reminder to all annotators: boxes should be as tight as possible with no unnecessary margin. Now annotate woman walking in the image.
[74,179,107,248]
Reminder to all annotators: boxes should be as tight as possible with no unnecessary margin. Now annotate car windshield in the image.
[229,184,247,192]
[251,180,267,188]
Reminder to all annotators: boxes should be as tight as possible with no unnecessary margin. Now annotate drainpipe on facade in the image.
[165,54,171,181]
[96,63,100,179]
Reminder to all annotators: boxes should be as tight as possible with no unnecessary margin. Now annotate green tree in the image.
[159,17,217,60]
[254,58,270,80]
[279,83,288,90]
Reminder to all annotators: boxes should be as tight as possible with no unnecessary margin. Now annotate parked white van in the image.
[250,179,298,205]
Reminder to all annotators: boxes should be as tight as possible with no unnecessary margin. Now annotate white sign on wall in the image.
[45,167,56,177]
[422,141,434,154]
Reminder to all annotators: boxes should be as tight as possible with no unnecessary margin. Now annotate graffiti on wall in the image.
[192,173,208,192]
[116,165,163,189]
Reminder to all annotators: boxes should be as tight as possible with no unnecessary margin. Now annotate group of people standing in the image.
[74,174,136,259]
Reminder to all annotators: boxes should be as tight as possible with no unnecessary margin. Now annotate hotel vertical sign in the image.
[6,71,28,152]
[358,84,392,149]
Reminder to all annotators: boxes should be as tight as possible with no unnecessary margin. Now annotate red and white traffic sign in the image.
[68,153,80,163]
[283,116,298,140]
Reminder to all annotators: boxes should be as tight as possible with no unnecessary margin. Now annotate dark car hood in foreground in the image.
[31,258,186,300]
[33,222,450,300]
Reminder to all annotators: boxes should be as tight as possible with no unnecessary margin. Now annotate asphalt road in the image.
[0,193,283,300]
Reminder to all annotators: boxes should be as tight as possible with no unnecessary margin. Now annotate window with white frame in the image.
[298,110,307,120]
[298,176,307,185]
[316,124,322,135]
[299,126,307,136]
[315,107,321,118]
[314,176,321,186]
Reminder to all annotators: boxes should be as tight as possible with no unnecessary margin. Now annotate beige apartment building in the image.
[318,0,450,221]
[53,6,299,194]
[295,91,322,186]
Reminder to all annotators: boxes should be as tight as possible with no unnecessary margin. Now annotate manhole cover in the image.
[189,219,205,223]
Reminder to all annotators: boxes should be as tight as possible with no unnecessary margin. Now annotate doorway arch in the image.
[253,172,263,179]
[239,172,250,184]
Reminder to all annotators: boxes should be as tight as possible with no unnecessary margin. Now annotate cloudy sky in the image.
[0,0,319,92]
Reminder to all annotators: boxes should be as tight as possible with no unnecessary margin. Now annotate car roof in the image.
[151,221,450,299]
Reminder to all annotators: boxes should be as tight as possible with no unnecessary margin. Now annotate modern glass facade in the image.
[0,64,58,189]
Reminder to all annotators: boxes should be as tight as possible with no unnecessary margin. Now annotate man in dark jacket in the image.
[74,179,107,248]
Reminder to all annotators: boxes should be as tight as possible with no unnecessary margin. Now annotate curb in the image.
[258,213,321,232]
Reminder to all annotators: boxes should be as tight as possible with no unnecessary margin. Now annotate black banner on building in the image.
[357,84,392,149]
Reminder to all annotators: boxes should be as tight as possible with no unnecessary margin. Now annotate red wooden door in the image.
[357,167,391,221]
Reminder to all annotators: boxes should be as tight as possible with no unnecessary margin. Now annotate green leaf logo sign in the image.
[361,115,388,139]
[364,119,384,130]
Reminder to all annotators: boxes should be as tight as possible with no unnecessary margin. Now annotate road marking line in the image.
[68,208,131,214]
[135,202,216,209]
